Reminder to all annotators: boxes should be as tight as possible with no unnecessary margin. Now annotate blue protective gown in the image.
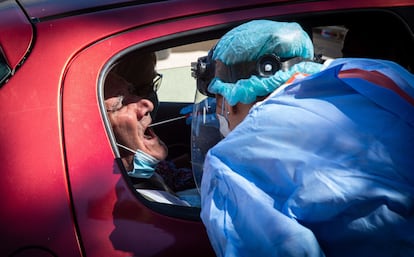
[200,58,414,257]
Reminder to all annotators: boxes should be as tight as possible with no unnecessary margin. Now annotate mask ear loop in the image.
[220,98,230,121]
[116,143,137,154]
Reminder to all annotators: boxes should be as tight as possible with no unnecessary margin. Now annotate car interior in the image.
[102,8,414,220]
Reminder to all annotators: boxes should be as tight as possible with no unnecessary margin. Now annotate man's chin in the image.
[155,146,168,160]
[142,143,168,161]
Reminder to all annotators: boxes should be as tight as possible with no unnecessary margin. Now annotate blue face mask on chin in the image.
[117,143,160,178]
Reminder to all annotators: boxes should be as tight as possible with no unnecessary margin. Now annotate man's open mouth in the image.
[144,127,155,139]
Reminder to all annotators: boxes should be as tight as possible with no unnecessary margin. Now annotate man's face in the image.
[104,73,167,170]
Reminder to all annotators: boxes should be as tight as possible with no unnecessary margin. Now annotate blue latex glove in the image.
[180,97,217,125]
[179,103,194,125]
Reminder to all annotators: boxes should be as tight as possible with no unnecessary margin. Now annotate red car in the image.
[1,0,413,256]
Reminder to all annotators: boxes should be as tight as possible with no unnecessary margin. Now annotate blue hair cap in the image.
[209,20,323,105]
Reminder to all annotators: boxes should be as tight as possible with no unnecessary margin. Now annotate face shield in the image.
[190,91,222,191]
[191,49,227,190]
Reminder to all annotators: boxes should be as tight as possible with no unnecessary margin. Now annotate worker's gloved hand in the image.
[180,97,217,126]
[179,104,195,125]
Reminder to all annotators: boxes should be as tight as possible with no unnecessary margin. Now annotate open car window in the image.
[102,41,218,213]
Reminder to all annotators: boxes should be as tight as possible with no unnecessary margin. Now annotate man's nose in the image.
[134,98,154,117]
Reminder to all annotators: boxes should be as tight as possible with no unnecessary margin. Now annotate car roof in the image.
[18,0,414,23]
[18,0,162,20]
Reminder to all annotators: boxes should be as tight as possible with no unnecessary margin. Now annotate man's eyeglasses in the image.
[152,73,163,92]
[129,72,163,96]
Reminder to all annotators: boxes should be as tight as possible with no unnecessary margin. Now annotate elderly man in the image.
[104,51,196,200]
[105,52,167,175]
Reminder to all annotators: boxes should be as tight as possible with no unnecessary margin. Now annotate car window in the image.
[0,53,11,86]
[312,25,347,59]
[103,44,210,212]
[310,12,414,72]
